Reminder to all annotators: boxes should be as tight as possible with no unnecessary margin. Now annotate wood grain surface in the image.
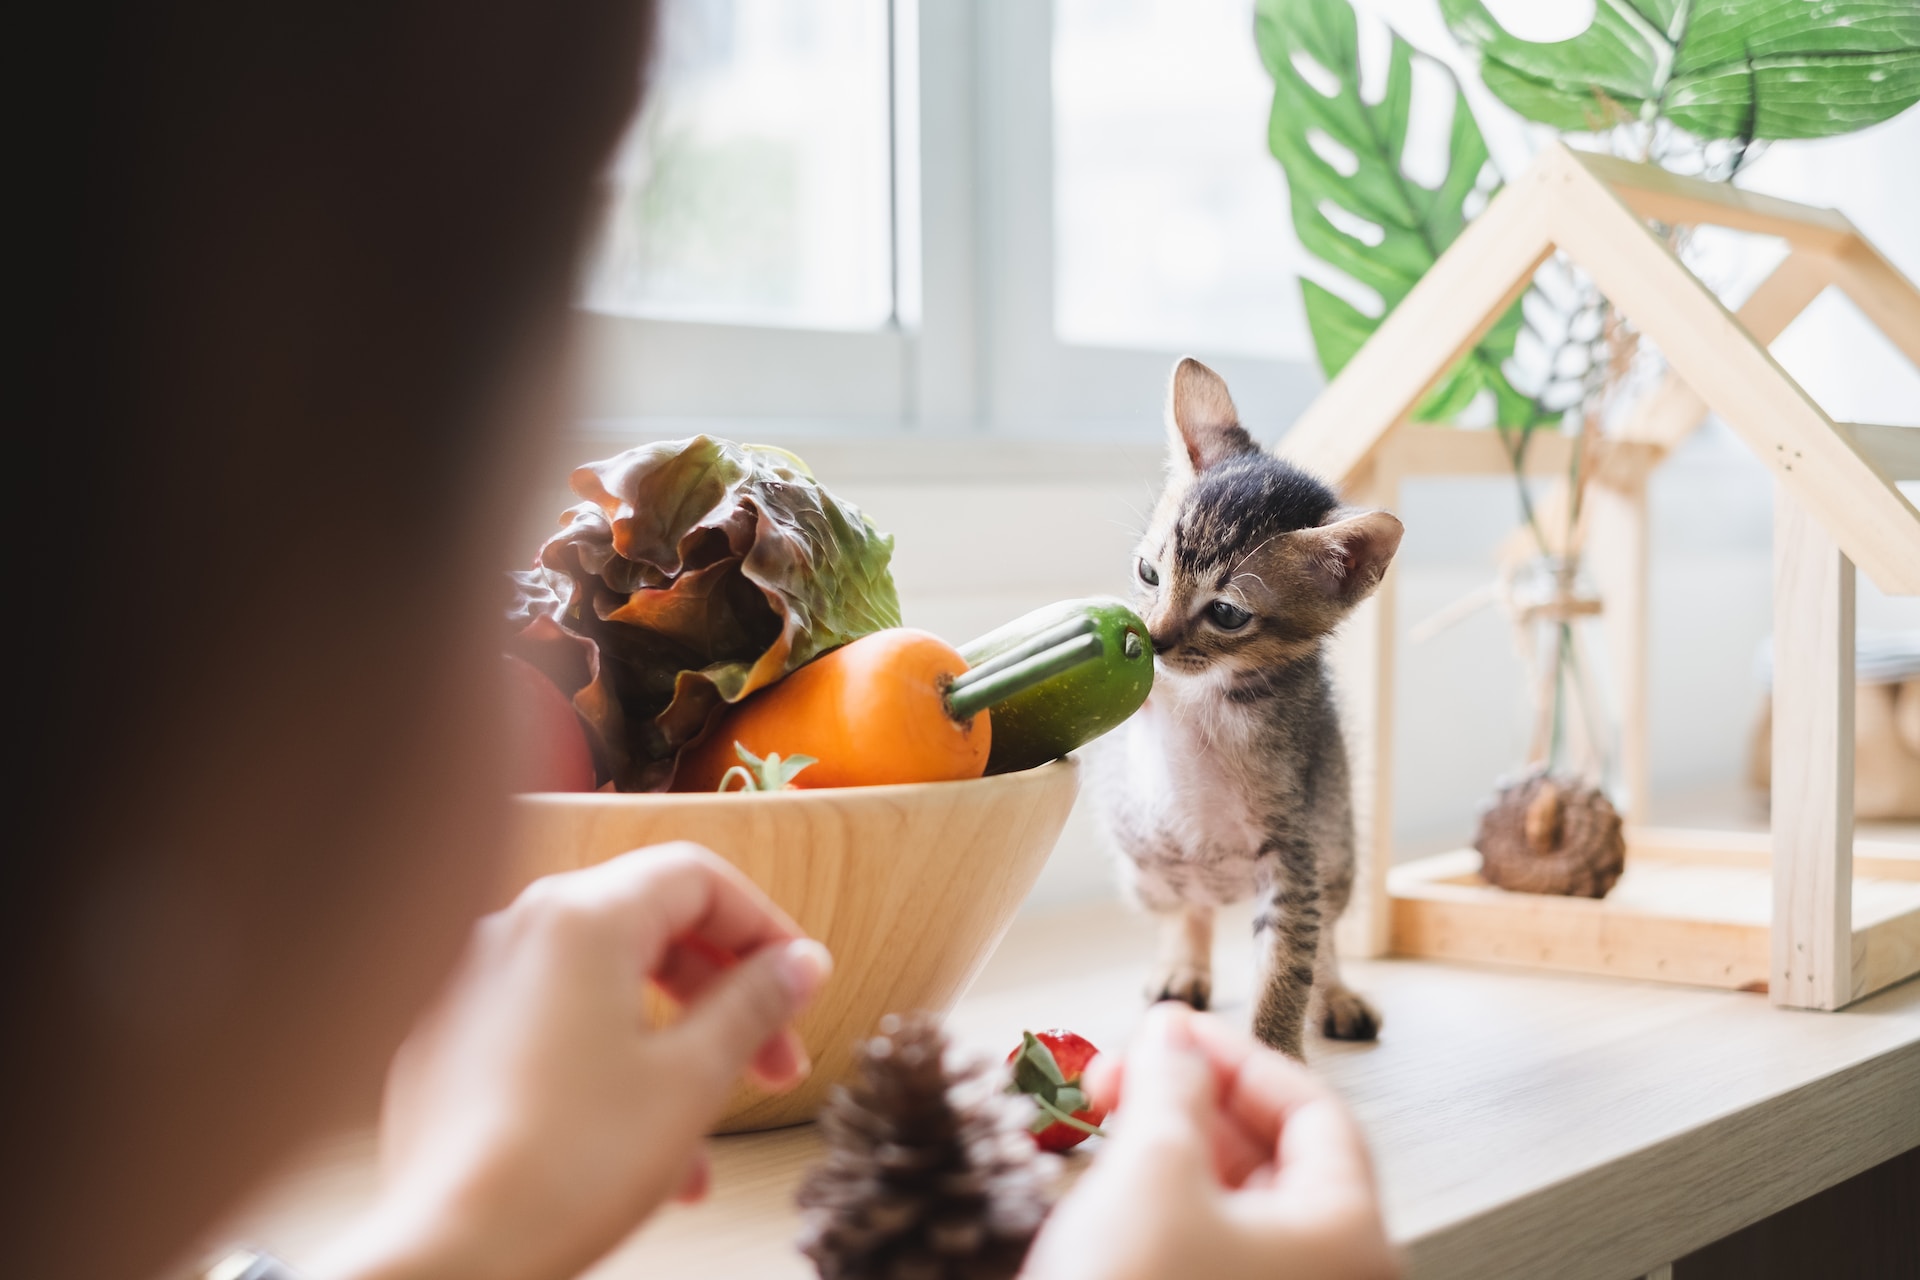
[508,759,1079,1130]
[1771,488,1858,1010]
[221,900,1920,1280]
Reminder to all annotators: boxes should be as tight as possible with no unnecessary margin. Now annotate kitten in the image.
[1089,357,1402,1060]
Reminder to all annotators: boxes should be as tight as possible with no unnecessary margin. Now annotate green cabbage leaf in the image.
[508,437,901,791]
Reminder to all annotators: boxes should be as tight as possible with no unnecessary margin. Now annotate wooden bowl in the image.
[506,759,1079,1132]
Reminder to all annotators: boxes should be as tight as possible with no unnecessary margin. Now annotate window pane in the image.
[584,0,894,330]
[1053,0,1310,361]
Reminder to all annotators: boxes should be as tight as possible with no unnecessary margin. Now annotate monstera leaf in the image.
[508,437,902,791]
[1440,0,1920,139]
[1256,0,1539,425]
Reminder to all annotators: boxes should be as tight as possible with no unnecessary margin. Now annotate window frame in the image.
[575,0,1322,445]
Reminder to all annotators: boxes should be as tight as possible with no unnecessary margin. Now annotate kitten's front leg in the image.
[1149,903,1213,1011]
[1251,841,1321,1060]
[1310,926,1382,1041]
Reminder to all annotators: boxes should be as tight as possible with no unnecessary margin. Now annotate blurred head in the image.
[1131,358,1403,679]
[6,2,654,1274]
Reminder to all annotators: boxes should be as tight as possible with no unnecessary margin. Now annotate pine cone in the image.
[1474,770,1625,898]
[796,1014,1059,1280]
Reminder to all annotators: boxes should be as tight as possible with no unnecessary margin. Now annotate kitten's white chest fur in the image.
[1092,666,1269,906]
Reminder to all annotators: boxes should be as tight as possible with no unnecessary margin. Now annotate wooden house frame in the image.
[1277,142,1920,1011]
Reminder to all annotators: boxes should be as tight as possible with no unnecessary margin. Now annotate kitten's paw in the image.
[1148,966,1211,1012]
[1318,985,1382,1041]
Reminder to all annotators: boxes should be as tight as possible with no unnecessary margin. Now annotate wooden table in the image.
[229,900,1920,1280]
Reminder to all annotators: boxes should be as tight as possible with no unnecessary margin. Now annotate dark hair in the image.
[7,2,654,1271]
[12,0,649,955]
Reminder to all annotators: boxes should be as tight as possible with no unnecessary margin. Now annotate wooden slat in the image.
[1837,422,1920,483]
[1389,858,1773,990]
[1333,462,1399,959]
[1540,143,1920,596]
[1569,148,1859,254]
[1381,425,1573,477]
[1388,841,1920,996]
[1277,166,1557,487]
[1587,474,1650,823]
[1824,234,1920,370]
[1771,486,1858,1010]
[1626,827,1920,883]
[1613,249,1835,451]
[1854,904,1920,1002]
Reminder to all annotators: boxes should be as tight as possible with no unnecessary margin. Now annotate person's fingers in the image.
[1108,1004,1218,1153]
[1208,1105,1274,1189]
[651,937,730,1004]
[748,1028,809,1087]
[650,933,811,1087]
[1270,1092,1377,1201]
[1090,1036,1265,1186]
[660,937,832,1106]
[1182,1012,1339,1152]
[518,843,805,975]
[1083,1051,1121,1114]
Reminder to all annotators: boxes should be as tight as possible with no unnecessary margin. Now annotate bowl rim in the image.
[513,755,1080,807]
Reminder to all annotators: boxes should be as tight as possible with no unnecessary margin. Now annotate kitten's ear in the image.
[1299,510,1404,606]
[1166,357,1257,475]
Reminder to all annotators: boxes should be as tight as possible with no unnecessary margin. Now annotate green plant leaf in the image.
[1440,0,1920,140]
[1256,0,1536,425]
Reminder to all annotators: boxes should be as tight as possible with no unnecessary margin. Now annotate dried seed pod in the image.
[796,1014,1059,1280]
[1475,770,1625,898]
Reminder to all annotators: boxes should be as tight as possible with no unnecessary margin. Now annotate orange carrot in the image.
[673,629,991,791]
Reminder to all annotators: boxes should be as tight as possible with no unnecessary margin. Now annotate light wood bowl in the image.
[506,759,1079,1132]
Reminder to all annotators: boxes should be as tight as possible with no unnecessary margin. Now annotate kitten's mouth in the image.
[1154,654,1212,678]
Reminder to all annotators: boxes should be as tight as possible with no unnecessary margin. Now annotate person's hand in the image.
[312,843,832,1280]
[1021,1003,1398,1280]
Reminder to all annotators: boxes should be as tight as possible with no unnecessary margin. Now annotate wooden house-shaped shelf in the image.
[1279,142,1920,1011]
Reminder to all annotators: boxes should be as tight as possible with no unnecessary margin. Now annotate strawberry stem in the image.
[1032,1094,1106,1137]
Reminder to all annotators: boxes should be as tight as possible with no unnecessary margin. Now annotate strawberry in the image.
[1006,1029,1108,1152]
[502,654,597,792]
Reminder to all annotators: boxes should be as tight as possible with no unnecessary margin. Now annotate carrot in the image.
[673,629,991,791]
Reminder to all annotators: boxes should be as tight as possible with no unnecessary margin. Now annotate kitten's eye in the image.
[1136,558,1160,587]
[1207,600,1251,630]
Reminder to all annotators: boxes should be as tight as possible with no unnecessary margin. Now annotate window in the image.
[1053,0,1310,362]
[585,0,895,331]
[576,0,1917,442]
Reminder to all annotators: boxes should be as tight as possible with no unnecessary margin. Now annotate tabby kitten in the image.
[1090,357,1402,1060]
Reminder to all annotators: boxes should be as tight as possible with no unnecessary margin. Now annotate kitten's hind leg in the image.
[1310,927,1381,1042]
[1148,903,1213,1010]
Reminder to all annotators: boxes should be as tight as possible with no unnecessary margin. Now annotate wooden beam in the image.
[1541,144,1920,596]
[1587,472,1650,824]
[1614,250,1835,452]
[1625,827,1920,882]
[1569,148,1858,254]
[1837,423,1920,483]
[1771,486,1857,1010]
[1381,425,1573,477]
[1853,904,1920,1002]
[1333,463,1399,960]
[1824,234,1920,370]
[1277,167,1558,487]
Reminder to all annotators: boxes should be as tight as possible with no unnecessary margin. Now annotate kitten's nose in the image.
[1150,631,1177,655]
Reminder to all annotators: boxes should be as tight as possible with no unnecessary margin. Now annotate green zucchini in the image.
[952,597,1153,775]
